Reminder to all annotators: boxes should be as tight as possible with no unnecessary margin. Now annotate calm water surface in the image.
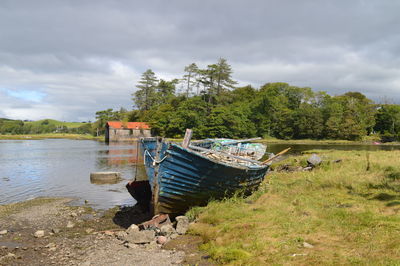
[1,139,399,209]
[0,139,146,209]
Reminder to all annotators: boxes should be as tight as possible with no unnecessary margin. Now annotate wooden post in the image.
[182,129,193,148]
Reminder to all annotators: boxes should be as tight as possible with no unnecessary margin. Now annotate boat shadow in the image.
[112,204,153,229]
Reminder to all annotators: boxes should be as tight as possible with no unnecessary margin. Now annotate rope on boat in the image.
[144,149,168,166]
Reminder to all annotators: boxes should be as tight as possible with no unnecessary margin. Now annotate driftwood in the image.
[261,148,291,165]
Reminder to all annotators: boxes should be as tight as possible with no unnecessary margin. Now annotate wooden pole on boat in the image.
[182,129,193,148]
[152,137,163,215]
[261,148,291,165]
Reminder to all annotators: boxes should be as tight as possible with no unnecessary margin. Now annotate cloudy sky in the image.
[1,0,400,121]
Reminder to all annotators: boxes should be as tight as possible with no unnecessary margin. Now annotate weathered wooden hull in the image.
[138,138,269,216]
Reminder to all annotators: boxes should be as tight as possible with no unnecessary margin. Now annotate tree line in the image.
[124,58,400,141]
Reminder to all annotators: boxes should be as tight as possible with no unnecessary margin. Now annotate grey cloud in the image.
[0,0,400,121]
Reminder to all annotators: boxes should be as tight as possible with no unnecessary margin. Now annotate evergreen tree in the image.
[133,69,158,111]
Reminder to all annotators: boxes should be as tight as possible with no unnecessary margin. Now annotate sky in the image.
[1,0,400,121]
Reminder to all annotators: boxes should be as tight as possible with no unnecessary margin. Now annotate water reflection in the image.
[0,139,148,209]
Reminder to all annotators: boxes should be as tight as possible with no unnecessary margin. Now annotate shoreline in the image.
[1,134,399,146]
[0,134,103,141]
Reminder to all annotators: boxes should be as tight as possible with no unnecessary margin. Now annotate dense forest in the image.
[1,58,400,141]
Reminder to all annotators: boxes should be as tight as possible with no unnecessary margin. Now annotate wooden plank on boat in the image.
[182,129,193,148]
[188,144,261,164]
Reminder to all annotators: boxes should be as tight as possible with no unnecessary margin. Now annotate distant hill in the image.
[24,119,86,128]
[0,118,91,135]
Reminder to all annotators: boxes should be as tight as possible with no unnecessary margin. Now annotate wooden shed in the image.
[105,121,151,142]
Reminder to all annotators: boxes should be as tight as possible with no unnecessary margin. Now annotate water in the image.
[1,139,399,209]
[0,139,146,209]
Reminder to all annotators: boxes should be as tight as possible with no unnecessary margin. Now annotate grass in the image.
[187,149,400,265]
[0,133,103,140]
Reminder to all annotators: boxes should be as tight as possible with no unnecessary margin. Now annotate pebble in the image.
[85,228,94,234]
[34,230,45,238]
[126,224,139,234]
[0,229,7,235]
[104,230,114,236]
[303,242,314,248]
[70,212,78,217]
[66,221,75,228]
[45,243,57,249]
[52,228,60,234]
[156,236,168,245]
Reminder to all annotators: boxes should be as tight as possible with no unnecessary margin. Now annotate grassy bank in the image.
[260,135,400,145]
[187,150,400,265]
[0,133,103,141]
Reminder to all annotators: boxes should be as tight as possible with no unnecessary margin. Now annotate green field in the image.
[0,133,102,140]
[24,119,86,128]
[187,149,400,265]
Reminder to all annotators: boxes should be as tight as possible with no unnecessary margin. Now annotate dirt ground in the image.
[0,198,212,266]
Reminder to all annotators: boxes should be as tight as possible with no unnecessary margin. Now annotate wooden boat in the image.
[126,136,271,216]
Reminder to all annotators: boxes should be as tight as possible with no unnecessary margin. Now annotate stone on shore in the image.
[126,224,139,234]
[307,154,322,167]
[51,228,60,234]
[90,172,121,182]
[160,224,175,236]
[0,230,7,235]
[125,230,155,244]
[66,221,75,228]
[34,230,45,238]
[156,236,168,245]
[175,216,189,235]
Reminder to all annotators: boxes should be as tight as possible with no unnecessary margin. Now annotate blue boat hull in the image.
[137,138,269,215]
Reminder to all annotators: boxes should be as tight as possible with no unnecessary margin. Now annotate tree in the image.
[197,58,237,104]
[155,79,178,105]
[182,63,199,97]
[133,69,158,111]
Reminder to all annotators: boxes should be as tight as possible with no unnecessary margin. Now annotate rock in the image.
[170,233,178,239]
[85,228,94,234]
[303,242,314,248]
[160,224,176,236]
[66,221,75,228]
[0,230,7,235]
[333,159,342,163]
[70,212,78,217]
[45,243,56,249]
[175,216,189,235]
[48,247,57,252]
[6,252,16,259]
[303,166,313,171]
[34,230,45,238]
[307,154,322,167]
[126,224,140,234]
[52,228,60,234]
[90,172,121,183]
[104,230,114,236]
[115,231,128,241]
[156,236,168,245]
[125,230,155,244]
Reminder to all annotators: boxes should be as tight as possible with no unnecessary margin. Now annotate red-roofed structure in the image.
[105,121,151,142]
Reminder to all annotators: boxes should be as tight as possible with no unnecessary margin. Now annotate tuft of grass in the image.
[187,150,400,265]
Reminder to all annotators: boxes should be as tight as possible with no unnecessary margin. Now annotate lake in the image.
[1,139,399,209]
